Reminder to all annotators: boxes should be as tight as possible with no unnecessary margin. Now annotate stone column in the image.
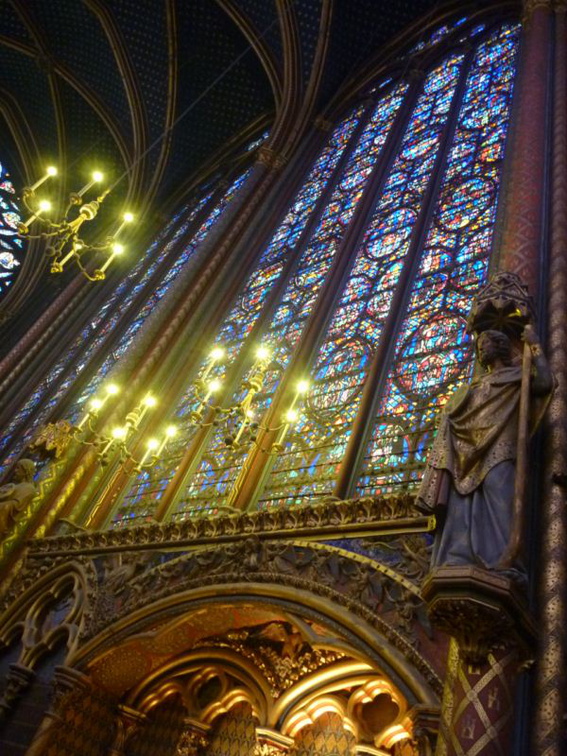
[25,666,91,756]
[0,662,35,723]
[534,2,567,755]
[108,704,147,756]
[495,0,552,294]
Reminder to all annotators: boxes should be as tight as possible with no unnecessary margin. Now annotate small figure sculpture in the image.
[0,459,37,537]
[418,325,552,579]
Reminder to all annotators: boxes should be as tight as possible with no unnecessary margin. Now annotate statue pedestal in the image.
[421,566,536,665]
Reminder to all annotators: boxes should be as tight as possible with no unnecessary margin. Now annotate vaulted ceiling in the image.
[0,0,452,214]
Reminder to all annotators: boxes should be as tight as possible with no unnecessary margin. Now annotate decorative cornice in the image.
[27,495,431,557]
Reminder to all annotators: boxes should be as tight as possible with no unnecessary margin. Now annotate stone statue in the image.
[0,459,37,537]
[417,325,552,579]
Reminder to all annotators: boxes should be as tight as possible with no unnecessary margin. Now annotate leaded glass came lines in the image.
[357,24,520,496]
[260,54,465,508]
[171,84,409,517]
[0,161,24,298]
[114,106,365,524]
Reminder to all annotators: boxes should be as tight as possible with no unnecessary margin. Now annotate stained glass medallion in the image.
[0,161,24,297]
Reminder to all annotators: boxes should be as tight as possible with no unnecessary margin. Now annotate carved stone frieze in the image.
[26,494,429,557]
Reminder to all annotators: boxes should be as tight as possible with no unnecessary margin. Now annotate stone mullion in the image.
[493,0,553,295]
[154,105,378,522]
[95,129,332,526]
[225,75,425,512]
[334,46,475,499]
[533,3,567,755]
[74,157,297,530]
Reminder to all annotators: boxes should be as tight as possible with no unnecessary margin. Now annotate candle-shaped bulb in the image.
[38,199,52,213]
[296,379,310,394]
[285,408,299,423]
[256,345,270,361]
[165,425,177,437]
[123,211,134,223]
[143,394,157,408]
[112,242,124,256]
[105,383,120,396]
[210,346,225,362]
[47,166,57,176]
[208,378,222,393]
[92,171,104,183]
[112,426,127,440]
[90,398,103,411]
[146,438,159,451]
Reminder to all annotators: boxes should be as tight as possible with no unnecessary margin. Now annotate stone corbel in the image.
[421,566,536,665]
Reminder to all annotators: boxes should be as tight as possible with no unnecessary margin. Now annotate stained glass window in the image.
[0,168,252,475]
[357,24,520,496]
[0,161,24,297]
[103,18,521,525]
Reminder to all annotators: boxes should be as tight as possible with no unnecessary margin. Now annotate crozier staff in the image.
[417,325,552,578]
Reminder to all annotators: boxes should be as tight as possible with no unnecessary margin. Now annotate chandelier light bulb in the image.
[210,346,225,361]
[146,438,159,451]
[112,426,127,439]
[123,212,134,223]
[105,383,120,395]
[209,378,222,393]
[38,199,52,213]
[165,425,177,437]
[92,171,104,183]
[286,408,299,423]
[90,398,103,411]
[256,345,270,361]
[47,166,57,176]
[143,395,157,407]
[112,242,124,256]
[297,379,310,394]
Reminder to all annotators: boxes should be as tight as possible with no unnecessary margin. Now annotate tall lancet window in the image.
[107,17,520,526]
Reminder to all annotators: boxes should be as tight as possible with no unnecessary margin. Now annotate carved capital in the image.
[422,566,536,665]
[314,116,333,132]
[406,705,439,755]
[256,146,287,170]
[51,666,91,713]
[0,663,35,721]
[28,420,74,459]
[176,718,211,755]
[109,704,147,756]
[255,727,294,755]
